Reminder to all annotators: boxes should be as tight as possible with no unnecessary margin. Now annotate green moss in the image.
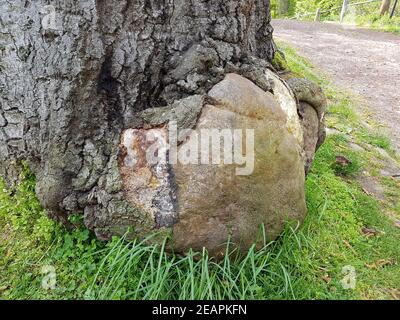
[272,50,289,71]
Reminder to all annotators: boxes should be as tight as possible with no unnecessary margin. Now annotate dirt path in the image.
[273,19,400,153]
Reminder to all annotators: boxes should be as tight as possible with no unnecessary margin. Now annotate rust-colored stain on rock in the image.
[119,128,178,228]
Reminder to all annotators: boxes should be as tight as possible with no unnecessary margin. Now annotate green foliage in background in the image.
[271,0,299,18]
[295,0,342,16]
[355,14,400,34]
[272,0,400,34]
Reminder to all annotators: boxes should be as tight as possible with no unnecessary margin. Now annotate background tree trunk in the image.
[278,0,289,16]
[0,0,276,239]
[380,0,392,15]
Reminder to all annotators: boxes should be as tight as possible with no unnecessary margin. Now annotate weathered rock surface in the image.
[299,102,320,173]
[285,77,327,173]
[172,74,307,256]
[118,73,325,256]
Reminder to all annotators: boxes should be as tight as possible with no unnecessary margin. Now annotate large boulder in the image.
[118,72,325,257]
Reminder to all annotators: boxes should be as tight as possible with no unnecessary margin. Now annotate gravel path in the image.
[272,19,400,152]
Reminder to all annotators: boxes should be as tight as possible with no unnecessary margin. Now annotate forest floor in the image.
[273,19,400,153]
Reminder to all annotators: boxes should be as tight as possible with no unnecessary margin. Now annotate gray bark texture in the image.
[0,0,277,239]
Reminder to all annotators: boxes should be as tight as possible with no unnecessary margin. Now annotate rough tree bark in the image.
[0,1,325,255]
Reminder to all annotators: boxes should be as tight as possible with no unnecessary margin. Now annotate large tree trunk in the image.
[0,1,325,255]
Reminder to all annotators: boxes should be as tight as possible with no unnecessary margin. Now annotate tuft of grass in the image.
[272,49,289,71]
[357,129,392,151]
[355,14,400,35]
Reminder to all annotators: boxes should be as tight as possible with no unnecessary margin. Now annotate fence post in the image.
[390,0,399,18]
[314,8,322,21]
[340,0,349,22]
